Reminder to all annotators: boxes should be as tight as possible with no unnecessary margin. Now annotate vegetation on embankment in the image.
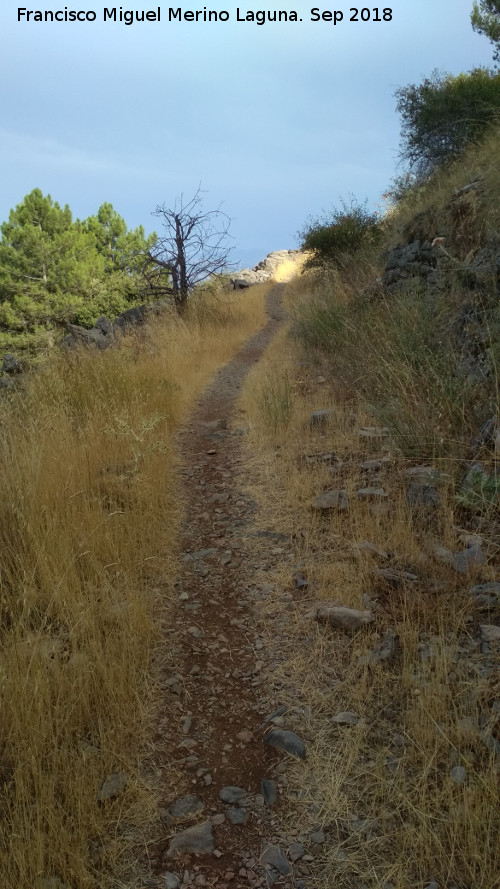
[0,283,268,889]
[234,111,500,889]
[239,321,499,889]
[293,121,500,467]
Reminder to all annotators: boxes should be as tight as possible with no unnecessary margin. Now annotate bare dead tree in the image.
[143,189,233,313]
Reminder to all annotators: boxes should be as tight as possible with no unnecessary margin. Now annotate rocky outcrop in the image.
[61,301,169,350]
[231,250,301,289]
[380,239,439,292]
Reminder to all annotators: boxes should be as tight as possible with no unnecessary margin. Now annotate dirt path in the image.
[145,285,299,889]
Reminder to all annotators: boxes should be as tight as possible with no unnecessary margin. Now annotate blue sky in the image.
[0,1,494,267]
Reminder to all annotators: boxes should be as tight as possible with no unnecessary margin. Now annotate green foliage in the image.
[81,202,156,281]
[395,67,500,177]
[299,198,381,270]
[471,0,500,64]
[455,465,500,514]
[0,190,157,351]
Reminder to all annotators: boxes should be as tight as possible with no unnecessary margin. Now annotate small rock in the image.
[360,457,392,470]
[406,482,439,508]
[310,409,332,428]
[375,568,418,587]
[351,541,390,560]
[359,631,400,666]
[2,352,23,374]
[331,711,361,725]
[434,543,485,574]
[261,844,291,875]
[312,489,349,511]
[169,795,204,820]
[211,813,225,826]
[236,730,254,743]
[309,830,325,844]
[294,573,309,589]
[264,704,287,723]
[263,729,306,760]
[359,426,390,438]
[35,879,66,889]
[356,487,388,500]
[162,873,180,889]
[450,766,467,785]
[403,465,441,483]
[227,806,248,825]
[480,624,500,642]
[97,771,128,801]
[453,545,485,575]
[315,604,375,631]
[456,530,484,547]
[468,581,500,609]
[166,821,215,857]
[288,842,305,861]
[261,779,278,806]
[219,786,247,804]
[301,451,337,466]
[264,867,279,887]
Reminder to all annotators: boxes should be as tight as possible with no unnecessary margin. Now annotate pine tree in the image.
[471,1,500,64]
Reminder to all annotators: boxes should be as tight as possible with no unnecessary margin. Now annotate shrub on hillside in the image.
[299,199,382,270]
[395,67,500,178]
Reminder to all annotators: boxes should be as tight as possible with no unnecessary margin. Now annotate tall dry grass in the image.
[239,322,499,889]
[0,284,268,889]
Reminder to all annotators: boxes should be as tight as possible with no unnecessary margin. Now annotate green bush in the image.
[299,198,382,270]
[395,67,500,177]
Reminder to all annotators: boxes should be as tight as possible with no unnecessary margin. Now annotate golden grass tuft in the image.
[0,284,268,889]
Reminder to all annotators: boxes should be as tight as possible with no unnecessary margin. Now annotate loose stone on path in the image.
[166,821,215,857]
[263,729,307,759]
[261,778,278,806]
[219,786,248,804]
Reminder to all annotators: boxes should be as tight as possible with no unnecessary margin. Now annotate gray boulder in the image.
[2,352,23,374]
[62,301,168,350]
[63,321,114,351]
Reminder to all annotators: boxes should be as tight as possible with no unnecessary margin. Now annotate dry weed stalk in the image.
[0,284,267,888]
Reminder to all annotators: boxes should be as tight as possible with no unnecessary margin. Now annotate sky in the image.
[0,0,495,268]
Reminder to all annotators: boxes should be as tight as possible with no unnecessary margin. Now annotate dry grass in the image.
[238,321,500,889]
[0,284,268,889]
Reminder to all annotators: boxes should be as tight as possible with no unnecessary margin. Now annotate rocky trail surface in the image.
[144,285,309,889]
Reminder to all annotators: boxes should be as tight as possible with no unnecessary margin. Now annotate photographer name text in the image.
[17,6,394,24]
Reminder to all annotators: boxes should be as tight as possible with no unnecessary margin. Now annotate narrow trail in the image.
[147,285,297,889]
